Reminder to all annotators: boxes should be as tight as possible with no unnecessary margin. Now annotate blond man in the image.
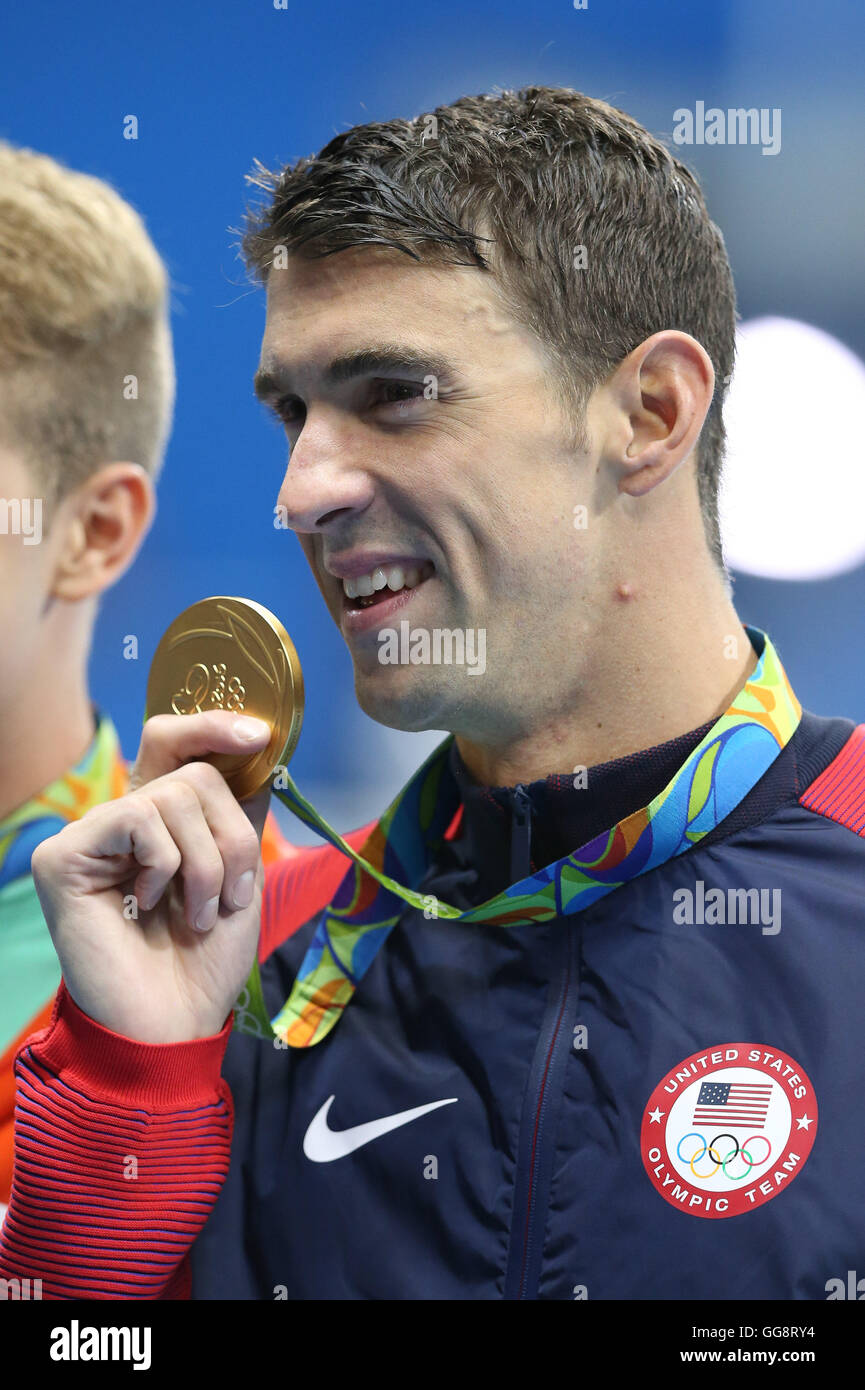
[0,145,290,1207]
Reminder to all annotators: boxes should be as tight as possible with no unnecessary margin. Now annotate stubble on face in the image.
[261,247,598,744]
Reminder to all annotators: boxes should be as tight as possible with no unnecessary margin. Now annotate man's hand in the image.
[31,712,274,1043]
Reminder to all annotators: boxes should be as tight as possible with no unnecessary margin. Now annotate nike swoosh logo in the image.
[303,1094,458,1162]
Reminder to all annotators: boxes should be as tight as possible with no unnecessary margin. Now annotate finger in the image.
[158,762,263,912]
[130,710,270,790]
[33,796,181,913]
[141,777,230,931]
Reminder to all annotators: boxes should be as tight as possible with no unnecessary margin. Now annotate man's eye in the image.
[271,396,305,426]
[376,380,426,408]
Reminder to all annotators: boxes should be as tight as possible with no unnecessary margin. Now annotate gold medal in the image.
[145,596,304,799]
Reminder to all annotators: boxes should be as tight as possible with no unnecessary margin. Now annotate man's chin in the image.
[352,666,450,734]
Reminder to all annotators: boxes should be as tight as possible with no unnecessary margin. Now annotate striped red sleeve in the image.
[0,811,463,1300]
[0,982,233,1300]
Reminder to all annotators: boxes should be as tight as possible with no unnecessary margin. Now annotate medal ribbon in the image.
[233,628,801,1047]
[0,715,126,891]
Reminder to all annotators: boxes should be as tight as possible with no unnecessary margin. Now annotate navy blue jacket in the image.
[191,710,865,1300]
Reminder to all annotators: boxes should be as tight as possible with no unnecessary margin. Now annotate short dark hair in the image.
[241,86,737,567]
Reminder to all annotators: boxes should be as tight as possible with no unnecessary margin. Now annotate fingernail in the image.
[232,869,255,910]
[233,716,270,742]
[194,895,220,932]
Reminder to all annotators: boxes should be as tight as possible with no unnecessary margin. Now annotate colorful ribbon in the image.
[233,627,801,1049]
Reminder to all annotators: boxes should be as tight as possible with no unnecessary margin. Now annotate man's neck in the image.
[0,658,96,823]
[455,590,756,788]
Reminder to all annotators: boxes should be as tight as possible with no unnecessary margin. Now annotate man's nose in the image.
[275,415,375,534]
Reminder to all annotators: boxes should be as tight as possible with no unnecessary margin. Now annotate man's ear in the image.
[609,331,715,498]
[50,463,156,601]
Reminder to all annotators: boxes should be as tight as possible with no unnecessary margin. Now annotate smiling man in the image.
[253,241,748,779]
[1,87,864,1301]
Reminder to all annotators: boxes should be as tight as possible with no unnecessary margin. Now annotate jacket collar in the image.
[444,716,716,905]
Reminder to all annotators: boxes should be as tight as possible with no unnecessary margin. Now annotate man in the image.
[0,142,171,1211]
[0,144,289,1213]
[1,87,862,1299]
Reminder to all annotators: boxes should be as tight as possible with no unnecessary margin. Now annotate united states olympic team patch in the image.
[640,1044,818,1219]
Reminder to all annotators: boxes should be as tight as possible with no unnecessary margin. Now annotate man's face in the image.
[257,246,605,745]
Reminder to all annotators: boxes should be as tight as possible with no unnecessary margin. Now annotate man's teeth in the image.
[343,563,425,600]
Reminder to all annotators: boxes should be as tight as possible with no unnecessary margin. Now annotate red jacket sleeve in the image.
[0,819,386,1301]
[0,983,233,1300]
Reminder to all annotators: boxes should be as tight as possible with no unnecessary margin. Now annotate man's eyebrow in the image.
[253,346,456,403]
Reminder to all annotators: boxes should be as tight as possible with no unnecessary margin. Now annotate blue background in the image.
[2,0,863,836]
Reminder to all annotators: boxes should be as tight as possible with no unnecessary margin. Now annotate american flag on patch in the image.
[692,1081,773,1130]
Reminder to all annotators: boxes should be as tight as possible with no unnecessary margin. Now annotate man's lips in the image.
[339,567,436,634]
[342,559,435,607]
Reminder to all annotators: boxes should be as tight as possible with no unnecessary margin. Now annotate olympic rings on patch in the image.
[677,1132,705,1163]
[675,1131,772,1181]
[722,1145,755,1180]
[707,1133,739,1163]
[690,1148,720,1178]
[740,1134,771,1166]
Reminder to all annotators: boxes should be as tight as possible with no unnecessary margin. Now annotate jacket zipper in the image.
[503,790,578,1299]
[509,784,533,881]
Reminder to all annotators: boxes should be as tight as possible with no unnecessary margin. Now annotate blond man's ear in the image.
[50,462,156,602]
